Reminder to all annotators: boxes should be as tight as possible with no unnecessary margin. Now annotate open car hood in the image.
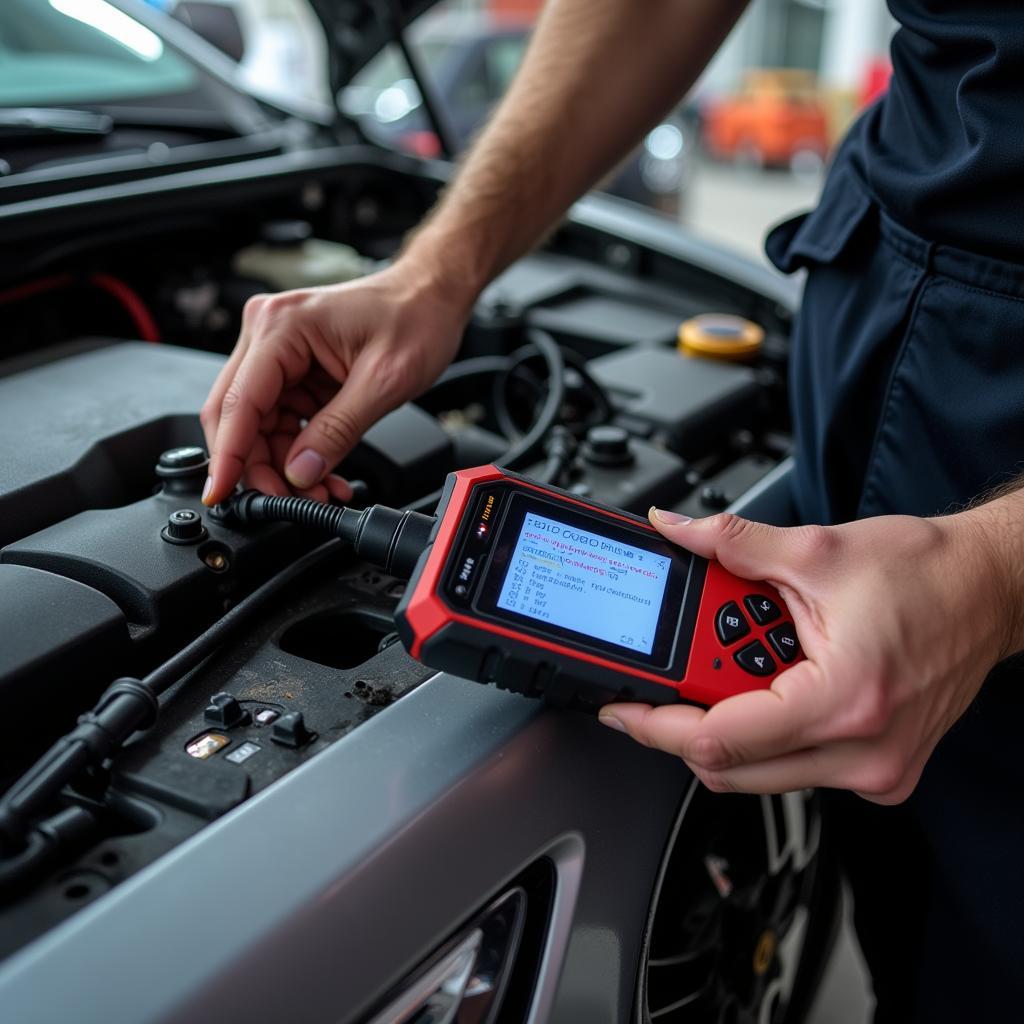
[119,0,444,131]
[306,0,442,102]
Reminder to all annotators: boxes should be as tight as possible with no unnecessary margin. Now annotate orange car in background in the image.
[702,69,830,172]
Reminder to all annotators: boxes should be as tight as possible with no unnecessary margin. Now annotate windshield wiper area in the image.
[0,108,113,139]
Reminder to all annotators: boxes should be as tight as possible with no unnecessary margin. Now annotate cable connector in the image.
[0,678,156,856]
[223,491,436,580]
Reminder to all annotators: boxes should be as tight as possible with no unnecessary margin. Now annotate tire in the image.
[635,782,839,1024]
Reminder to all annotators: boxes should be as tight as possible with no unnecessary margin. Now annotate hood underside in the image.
[307,0,443,100]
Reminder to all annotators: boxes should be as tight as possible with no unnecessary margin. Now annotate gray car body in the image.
[0,450,797,1024]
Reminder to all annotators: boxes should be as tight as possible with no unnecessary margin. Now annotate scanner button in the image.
[716,602,751,645]
[767,623,800,663]
[734,641,776,677]
[745,594,781,625]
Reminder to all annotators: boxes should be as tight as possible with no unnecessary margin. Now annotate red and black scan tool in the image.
[395,467,803,709]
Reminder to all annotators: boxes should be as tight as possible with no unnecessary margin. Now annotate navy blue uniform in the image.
[765,2,1024,1019]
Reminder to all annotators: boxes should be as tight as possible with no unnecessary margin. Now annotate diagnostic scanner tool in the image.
[395,466,802,708]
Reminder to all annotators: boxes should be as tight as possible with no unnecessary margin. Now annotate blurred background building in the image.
[488,0,897,260]
[703,0,895,108]
[692,0,894,260]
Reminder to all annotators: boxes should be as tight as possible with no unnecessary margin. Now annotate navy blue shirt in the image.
[841,0,1024,262]
[766,10,1024,1021]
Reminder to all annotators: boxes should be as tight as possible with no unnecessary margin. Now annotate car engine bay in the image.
[0,154,802,971]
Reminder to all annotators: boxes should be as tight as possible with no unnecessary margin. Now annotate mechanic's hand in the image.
[599,508,1016,805]
[200,261,469,506]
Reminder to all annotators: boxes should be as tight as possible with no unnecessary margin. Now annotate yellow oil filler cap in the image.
[679,313,764,361]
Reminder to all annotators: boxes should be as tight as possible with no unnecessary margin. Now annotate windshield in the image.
[0,0,198,107]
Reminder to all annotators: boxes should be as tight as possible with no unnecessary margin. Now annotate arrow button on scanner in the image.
[734,640,777,677]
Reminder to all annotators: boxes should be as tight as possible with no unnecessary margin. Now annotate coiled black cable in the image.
[409,326,566,513]
[433,354,512,388]
[493,358,543,440]
[493,341,613,441]
[495,328,566,466]
[560,347,615,428]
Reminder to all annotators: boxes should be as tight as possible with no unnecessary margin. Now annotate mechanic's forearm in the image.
[402,0,749,302]
[951,480,1024,659]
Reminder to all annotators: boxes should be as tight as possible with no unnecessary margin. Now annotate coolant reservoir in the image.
[233,220,369,290]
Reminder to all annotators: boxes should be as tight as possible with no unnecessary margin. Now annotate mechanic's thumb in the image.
[648,509,796,583]
[284,387,376,489]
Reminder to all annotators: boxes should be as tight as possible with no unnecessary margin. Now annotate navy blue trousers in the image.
[767,162,1024,1022]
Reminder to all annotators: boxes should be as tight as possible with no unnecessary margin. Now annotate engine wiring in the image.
[408,327,569,513]
[0,538,343,884]
[494,343,614,441]
[0,273,161,343]
[0,324,595,880]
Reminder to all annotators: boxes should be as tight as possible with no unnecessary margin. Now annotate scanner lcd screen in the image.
[472,491,695,670]
[495,511,671,655]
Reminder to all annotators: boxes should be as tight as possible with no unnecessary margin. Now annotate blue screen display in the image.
[495,512,672,655]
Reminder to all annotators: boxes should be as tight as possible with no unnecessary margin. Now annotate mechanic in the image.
[199,2,1024,1019]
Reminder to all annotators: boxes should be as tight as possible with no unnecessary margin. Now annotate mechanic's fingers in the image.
[598,702,706,753]
[686,661,833,766]
[268,412,304,440]
[244,461,292,497]
[259,408,280,435]
[200,331,251,455]
[295,482,331,503]
[280,384,326,421]
[596,696,828,792]
[698,661,834,763]
[600,661,832,767]
[282,359,397,489]
[205,345,304,505]
[683,745,834,795]
[266,433,348,502]
[269,430,297,473]
[325,474,355,503]
[686,736,922,805]
[302,370,343,407]
[648,509,832,585]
